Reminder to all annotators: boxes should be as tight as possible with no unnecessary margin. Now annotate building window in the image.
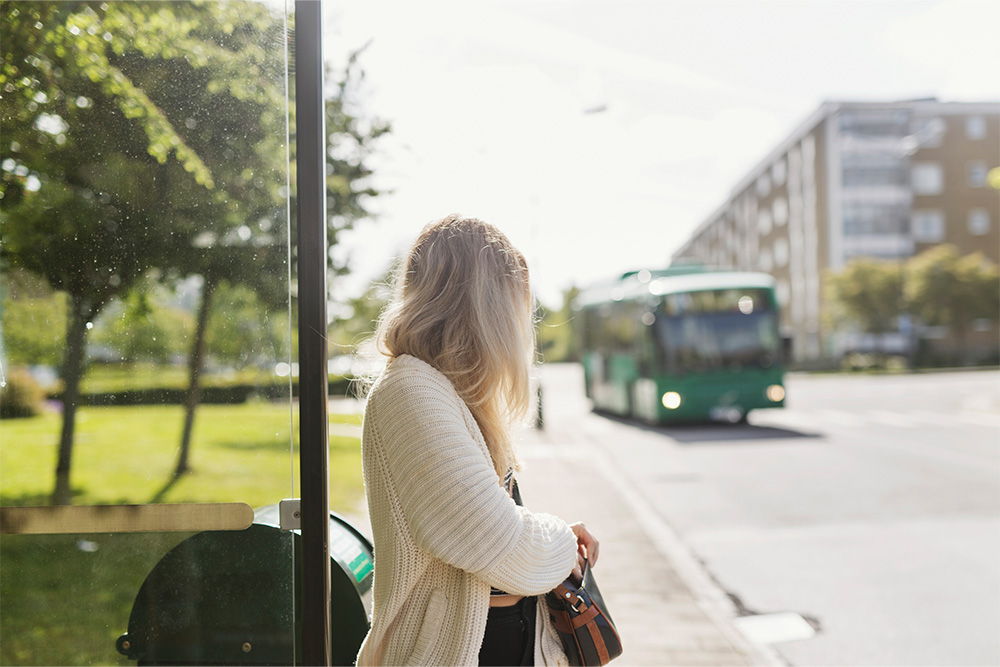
[911,162,943,195]
[774,237,789,268]
[912,210,945,242]
[965,116,987,140]
[843,202,909,235]
[968,161,988,187]
[772,159,787,186]
[758,209,772,236]
[841,110,908,138]
[968,209,990,236]
[772,197,788,227]
[843,166,908,187]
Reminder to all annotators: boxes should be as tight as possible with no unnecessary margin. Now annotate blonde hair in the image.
[375,214,534,477]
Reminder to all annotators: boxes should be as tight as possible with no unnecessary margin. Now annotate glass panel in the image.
[1,2,295,664]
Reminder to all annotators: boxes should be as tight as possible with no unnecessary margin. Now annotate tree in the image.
[204,282,285,366]
[172,45,391,477]
[0,270,67,368]
[327,265,393,356]
[90,281,193,365]
[322,47,392,280]
[825,258,905,365]
[1,1,290,503]
[905,245,1000,363]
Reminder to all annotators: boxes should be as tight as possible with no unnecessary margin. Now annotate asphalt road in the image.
[541,365,1000,667]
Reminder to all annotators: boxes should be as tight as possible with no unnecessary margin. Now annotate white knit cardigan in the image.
[355,355,578,666]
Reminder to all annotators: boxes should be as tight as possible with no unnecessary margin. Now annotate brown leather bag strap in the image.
[587,619,611,665]
[570,604,600,628]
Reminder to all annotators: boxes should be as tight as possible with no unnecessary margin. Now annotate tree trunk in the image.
[52,297,89,505]
[175,278,216,476]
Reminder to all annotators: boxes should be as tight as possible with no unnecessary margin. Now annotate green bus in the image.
[574,268,786,423]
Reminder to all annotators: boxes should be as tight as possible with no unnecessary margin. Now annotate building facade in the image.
[671,99,999,366]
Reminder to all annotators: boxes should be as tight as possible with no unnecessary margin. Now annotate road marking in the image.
[814,409,865,428]
[903,411,958,428]
[734,613,816,645]
[755,408,1000,433]
[857,429,996,470]
[957,412,1000,429]
[867,410,917,428]
[750,411,822,432]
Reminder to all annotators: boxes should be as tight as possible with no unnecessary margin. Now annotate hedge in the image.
[50,376,355,407]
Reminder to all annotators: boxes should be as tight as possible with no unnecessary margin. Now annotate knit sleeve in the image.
[370,363,578,596]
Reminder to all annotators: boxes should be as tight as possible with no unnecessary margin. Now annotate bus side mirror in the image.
[781,335,793,363]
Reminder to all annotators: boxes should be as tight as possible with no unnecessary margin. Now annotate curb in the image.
[582,441,784,667]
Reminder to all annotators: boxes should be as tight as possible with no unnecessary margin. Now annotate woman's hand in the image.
[569,522,599,583]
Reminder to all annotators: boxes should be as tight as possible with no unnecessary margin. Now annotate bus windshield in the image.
[654,288,780,372]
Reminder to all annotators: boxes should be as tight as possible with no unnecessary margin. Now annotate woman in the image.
[356,214,599,666]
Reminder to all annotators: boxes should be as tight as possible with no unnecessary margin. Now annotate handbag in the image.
[545,558,622,666]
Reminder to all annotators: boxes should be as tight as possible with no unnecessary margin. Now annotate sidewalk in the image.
[514,417,775,667]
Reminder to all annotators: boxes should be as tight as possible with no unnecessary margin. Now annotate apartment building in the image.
[671,99,999,365]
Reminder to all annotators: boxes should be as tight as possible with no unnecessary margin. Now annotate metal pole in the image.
[294,1,331,664]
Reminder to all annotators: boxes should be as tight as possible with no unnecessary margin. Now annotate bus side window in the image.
[638,327,655,375]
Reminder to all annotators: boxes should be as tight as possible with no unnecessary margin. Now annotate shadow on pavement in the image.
[593,411,824,444]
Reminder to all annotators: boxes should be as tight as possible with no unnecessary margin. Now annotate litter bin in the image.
[116,504,373,666]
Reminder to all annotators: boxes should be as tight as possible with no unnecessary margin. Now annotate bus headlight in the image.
[766,384,785,402]
[662,392,682,409]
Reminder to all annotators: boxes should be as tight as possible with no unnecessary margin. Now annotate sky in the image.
[322,0,1000,306]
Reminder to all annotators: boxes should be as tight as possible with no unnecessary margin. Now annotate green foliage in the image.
[826,246,1000,366]
[67,376,353,406]
[2,0,293,314]
[328,267,393,353]
[1,1,277,304]
[323,48,393,278]
[90,282,194,364]
[78,362,269,394]
[824,258,904,335]
[904,244,1000,333]
[206,281,287,365]
[1,273,67,366]
[0,367,46,418]
[538,286,580,363]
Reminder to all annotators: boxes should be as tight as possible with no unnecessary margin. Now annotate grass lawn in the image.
[0,402,365,666]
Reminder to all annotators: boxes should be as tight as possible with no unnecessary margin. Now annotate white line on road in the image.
[957,412,1000,429]
[755,408,1000,433]
[867,410,918,428]
[750,411,823,433]
[814,409,866,428]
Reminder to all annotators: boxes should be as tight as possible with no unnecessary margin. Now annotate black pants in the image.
[478,596,536,666]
